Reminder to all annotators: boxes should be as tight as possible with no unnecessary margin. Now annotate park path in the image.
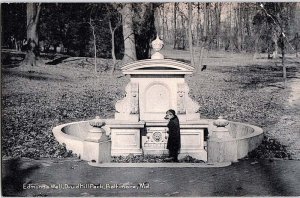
[2,158,300,197]
[285,66,300,159]
[288,69,300,107]
[267,59,300,159]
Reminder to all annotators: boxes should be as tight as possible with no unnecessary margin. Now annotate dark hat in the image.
[166,109,176,116]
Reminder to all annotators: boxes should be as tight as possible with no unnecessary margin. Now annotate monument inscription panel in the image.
[145,83,170,113]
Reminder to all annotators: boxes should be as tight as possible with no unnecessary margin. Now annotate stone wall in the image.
[207,121,263,163]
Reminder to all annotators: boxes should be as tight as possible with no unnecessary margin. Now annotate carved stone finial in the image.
[86,116,108,142]
[151,35,164,59]
[213,116,229,127]
[152,34,164,52]
[89,116,105,128]
[211,116,231,139]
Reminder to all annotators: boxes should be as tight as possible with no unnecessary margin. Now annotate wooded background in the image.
[2,3,300,68]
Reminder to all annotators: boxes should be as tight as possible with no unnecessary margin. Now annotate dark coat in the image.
[167,116,181,151]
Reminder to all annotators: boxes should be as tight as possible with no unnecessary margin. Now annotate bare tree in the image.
[24,3,42,66]
[103,4,123,74]
[173,3,178,49]
[119,3,136,63]
[214,3,222,50]
[162,4,166,40]
[88,17,97,73]
[236,3,242,52]
[188,3,195,66]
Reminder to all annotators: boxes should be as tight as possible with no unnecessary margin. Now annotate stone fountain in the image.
[53,36,263,164]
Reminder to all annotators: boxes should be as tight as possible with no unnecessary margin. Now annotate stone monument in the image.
[53,36,264,164]
[110,36,209,160]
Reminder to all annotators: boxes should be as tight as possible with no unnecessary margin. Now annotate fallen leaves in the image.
[111,155,205,163]
[1,58,296,159]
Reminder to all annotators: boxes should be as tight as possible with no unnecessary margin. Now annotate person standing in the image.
[164,109,181,162]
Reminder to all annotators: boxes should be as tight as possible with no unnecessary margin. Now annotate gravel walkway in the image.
[285,67,300,159]
[2,158,300,197]
[266,60,300,159]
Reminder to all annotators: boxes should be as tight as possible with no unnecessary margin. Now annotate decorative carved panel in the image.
[144,127,168,148]
[177,83,186,114]
[130,83,139,114]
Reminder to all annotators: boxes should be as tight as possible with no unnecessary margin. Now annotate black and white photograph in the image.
[1,1,300,197]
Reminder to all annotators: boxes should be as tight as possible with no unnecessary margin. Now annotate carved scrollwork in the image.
[130,83,139,114]
[177,83,186,114]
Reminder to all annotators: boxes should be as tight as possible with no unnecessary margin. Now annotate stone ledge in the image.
[145,120,209,127]
[107,121,145,128]
[88,162,231,168]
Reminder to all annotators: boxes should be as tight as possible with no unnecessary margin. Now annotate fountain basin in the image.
[53,119,263,163]
[207,120,263,163]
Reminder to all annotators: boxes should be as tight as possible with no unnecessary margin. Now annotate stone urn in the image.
[212,116,230,139]
[85,116,107,142]
[151,35,164,59]
[83,116,111,163]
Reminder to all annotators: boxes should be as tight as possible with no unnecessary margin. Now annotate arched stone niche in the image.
[144,82,171,113]
[112,59,208,160]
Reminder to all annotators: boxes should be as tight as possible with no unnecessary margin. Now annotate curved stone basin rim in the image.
[52,119,263,164]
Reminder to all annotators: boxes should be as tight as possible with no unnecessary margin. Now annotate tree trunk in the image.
[109,19,117,74]
[165,5,169,43]
[229,3,233,52]
[203,3,208,39]
[89,18,97,73]
[188,3,195,67]
[282,49,286,88]
[173,3,177,49]
[180,12,186,50]
[215,3,221,50]
[120,3,136,64]
[154,6,161,35]
[162,4,165,40]
[236,3,242,52]
[253,27,262,59]
[134,3,156,60]
[196,3,201,42]
[25,3,41,67]
[245,4,251,37]
[272,32,278,58]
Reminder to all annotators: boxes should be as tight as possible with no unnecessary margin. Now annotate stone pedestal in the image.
[82,117,111,163]
[109,121,145,156]
[141,121,208,161]
[207,139,237,163]
[179,122,207,161]
[207,116,237,163]
[142,123,169,155]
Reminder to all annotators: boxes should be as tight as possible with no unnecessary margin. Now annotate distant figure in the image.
[201,65,207,71]
[22,39,28,51]
[164,109,181,162]
[290,33,300,57]
[10,35,16,49]
[16,40,21,51]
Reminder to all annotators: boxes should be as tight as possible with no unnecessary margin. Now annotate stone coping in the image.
[145,119,209,128]
[121,59,194,75]
[88,162,231,168]
[208,121,263,143]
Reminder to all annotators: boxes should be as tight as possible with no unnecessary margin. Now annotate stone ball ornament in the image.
[89,116,106,128]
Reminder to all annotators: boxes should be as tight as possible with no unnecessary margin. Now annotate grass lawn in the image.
[1,51,299,159]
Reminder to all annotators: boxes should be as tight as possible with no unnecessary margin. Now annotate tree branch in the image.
[34,3,42,25]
